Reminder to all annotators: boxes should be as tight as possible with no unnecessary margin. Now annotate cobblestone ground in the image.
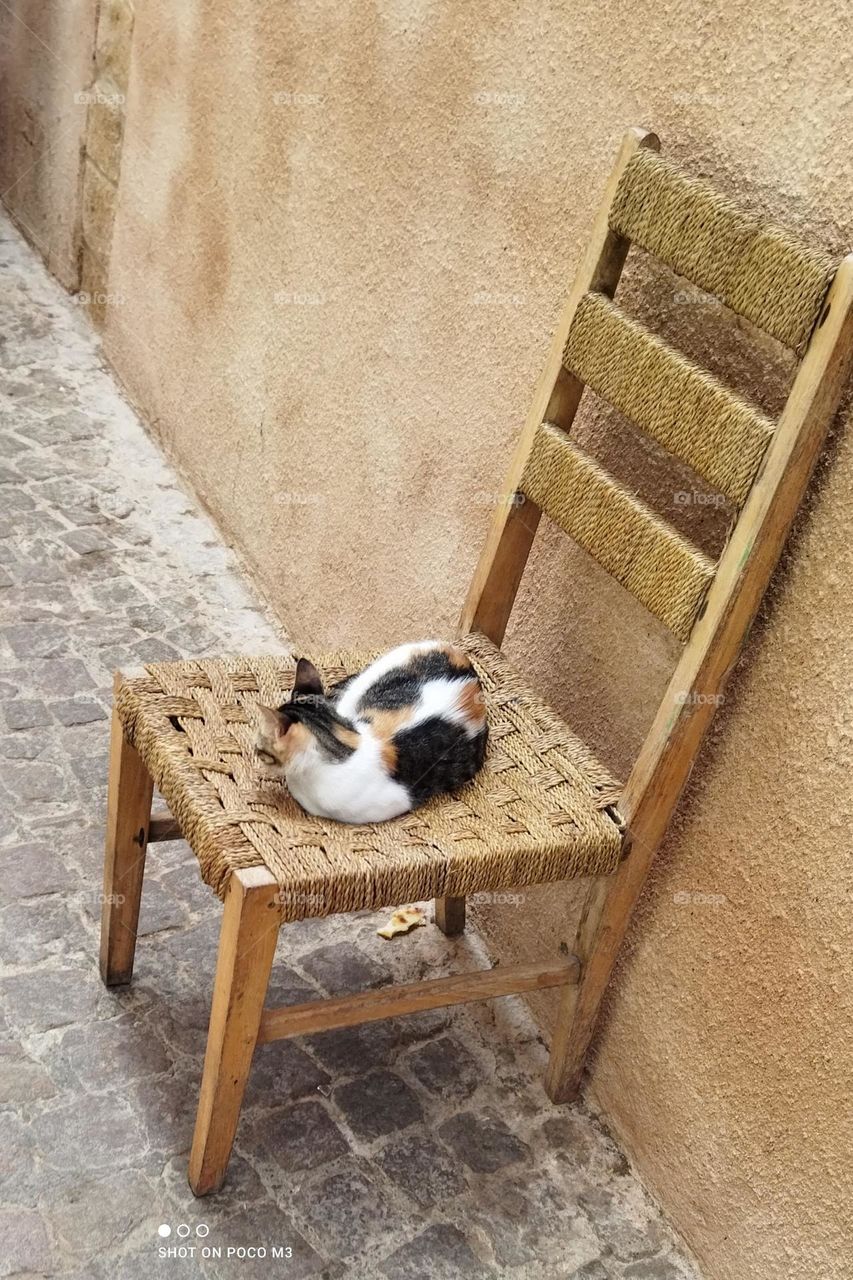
[0,214,701,1280]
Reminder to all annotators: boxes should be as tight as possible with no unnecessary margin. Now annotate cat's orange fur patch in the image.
[438,643,474,671]
[455,678,486,730]
[277,719,312,764]
[332,723,360,751]
[361,706,416,738]
[362,706,413,775]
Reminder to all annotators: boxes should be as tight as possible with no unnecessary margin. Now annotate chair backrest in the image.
[461,128,853,854]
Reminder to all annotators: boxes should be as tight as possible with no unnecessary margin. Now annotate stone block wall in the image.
[79,0,134,326]
[0,0,97,287]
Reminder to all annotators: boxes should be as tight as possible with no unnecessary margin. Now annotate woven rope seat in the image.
[115,632,623,920]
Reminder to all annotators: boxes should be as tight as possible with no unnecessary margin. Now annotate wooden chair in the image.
[99,127,853,1196]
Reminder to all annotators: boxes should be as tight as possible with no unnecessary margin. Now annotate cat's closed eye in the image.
[256,748,277,766]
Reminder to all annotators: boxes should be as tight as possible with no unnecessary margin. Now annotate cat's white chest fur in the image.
[285,736,412,824]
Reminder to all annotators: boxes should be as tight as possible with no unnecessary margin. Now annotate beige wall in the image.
[12,1,853,1276]
[0,0,97,287]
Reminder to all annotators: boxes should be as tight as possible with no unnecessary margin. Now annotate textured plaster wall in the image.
[0,0,97,287]
[89,2,853,1278]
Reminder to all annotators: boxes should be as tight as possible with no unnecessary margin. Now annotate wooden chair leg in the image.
[100,694,154,987]
[434,895,466,935]
[188,866,282,1197]
[545,869,639,1102]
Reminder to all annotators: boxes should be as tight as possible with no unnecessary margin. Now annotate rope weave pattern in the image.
[115,633,624,916]
[520,423,715,640]
[564,293,775,505]
[610,149,838,354]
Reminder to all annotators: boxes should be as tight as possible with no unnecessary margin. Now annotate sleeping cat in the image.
[254,641,488,823]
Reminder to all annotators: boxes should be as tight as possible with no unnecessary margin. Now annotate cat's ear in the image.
[293,657,324,698]
[256,704,292,741]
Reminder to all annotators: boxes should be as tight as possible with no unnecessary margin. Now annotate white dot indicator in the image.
[158,1224,171,1238]
[196,1225,210,1237]
[177,1224,191,1238]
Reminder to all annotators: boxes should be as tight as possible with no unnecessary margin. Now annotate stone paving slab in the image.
[0,213,702,1279]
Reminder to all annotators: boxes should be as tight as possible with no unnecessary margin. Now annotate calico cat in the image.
[254,641,488,823]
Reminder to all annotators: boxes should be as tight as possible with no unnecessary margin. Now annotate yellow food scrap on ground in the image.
[377,906,426,939]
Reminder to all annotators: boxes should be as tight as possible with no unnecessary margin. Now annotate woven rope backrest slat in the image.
[564,293,776,505]
[609,149,838,354]
[520,423,715,640]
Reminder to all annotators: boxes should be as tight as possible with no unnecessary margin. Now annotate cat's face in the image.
[254,705,311,769]
[252,660,333,768]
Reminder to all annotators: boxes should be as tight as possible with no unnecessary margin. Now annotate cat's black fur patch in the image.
[353,649,472,714]
[391,716,488,805]
[277,696,356,763]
